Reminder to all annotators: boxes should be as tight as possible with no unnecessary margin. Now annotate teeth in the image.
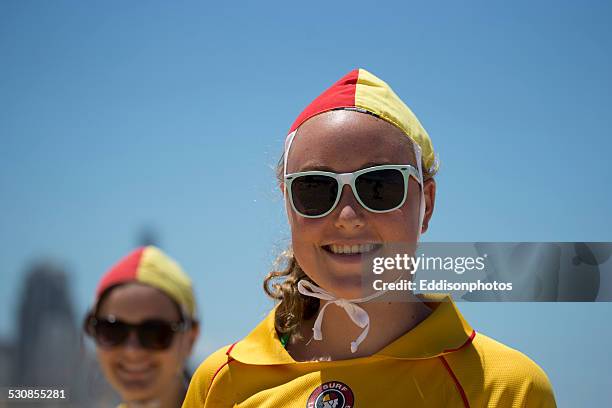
[120,362,152,373]
[329,244,375,254]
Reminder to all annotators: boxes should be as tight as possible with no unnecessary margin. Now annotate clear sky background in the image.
[1,1,611,406]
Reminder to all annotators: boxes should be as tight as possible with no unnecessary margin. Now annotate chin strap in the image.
[298,279,396,353]
[414,142,426,239]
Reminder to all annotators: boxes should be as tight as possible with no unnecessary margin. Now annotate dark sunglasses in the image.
[284,164,421,218]
[85,315,187,350]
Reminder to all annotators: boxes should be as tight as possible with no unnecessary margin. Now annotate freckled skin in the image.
[95,283,198,406]
[284,110,436,299]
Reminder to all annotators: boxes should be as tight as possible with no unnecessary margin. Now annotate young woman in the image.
[183,69,556,407]
[85,246,199,408]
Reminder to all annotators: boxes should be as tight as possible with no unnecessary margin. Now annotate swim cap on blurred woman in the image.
[84,246,199,408]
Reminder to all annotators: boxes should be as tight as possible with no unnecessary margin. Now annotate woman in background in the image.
[85,246,199,408]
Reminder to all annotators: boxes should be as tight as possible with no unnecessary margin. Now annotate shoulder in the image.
[446,332,556,407]
[474,333,553,391]
[182,344,236,408]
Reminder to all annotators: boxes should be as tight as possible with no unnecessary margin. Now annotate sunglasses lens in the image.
[137,320,177,350]
[94,319,129,347]
[355,169,405,211]
[291,175,338,216]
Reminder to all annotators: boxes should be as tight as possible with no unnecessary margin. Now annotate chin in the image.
[120,389,159,405]
[114,378,160,402]
[313,273,367,300]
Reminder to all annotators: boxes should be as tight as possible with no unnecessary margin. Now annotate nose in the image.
[122,331,147,354]
[333,185,365,230]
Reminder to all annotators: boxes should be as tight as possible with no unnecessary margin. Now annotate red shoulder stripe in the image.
[225,342,237,356]
[209,343,237,389]
[439,355,470,408]
[443,330,476,353]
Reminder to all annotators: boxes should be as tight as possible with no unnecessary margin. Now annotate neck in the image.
[288,291,432,361]
[125,375,187,408]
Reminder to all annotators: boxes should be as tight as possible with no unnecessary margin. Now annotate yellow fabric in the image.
[183,296,556,407]
[355,69,438,174]
[137,246,196,318]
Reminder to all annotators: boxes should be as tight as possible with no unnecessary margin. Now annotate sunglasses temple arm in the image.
[283,131,297,184]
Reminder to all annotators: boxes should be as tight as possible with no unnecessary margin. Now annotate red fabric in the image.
[210,357,234,389]
[95,246,145,298]
[209,343,238,391]
[288,69,359,133]
[439,356,471,408]
[225,342,238,356]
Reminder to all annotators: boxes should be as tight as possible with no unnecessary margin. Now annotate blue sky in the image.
[1,1,611,405]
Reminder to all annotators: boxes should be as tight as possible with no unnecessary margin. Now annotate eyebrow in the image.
[298,160,395,172]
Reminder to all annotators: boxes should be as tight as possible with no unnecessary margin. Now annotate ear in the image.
[183,323,200,356]
[420,178,436,234]
[280,182,296,226]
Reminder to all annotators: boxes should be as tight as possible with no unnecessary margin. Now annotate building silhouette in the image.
[7,259,118,407]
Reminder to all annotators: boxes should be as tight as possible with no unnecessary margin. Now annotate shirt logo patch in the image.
[306,381,354,408]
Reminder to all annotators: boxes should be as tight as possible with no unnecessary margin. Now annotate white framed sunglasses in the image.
[284,164,421,218]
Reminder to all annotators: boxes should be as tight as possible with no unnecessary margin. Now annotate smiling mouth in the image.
[116,361,156,381]
[323,243,382,255]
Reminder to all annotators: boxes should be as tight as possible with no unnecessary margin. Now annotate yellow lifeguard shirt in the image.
[183,295,556,407]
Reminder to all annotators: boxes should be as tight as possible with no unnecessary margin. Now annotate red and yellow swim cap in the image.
[95,246,196,319]
[288,68,438,175]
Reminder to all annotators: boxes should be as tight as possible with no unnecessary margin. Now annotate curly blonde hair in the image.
[263,138,437,343]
